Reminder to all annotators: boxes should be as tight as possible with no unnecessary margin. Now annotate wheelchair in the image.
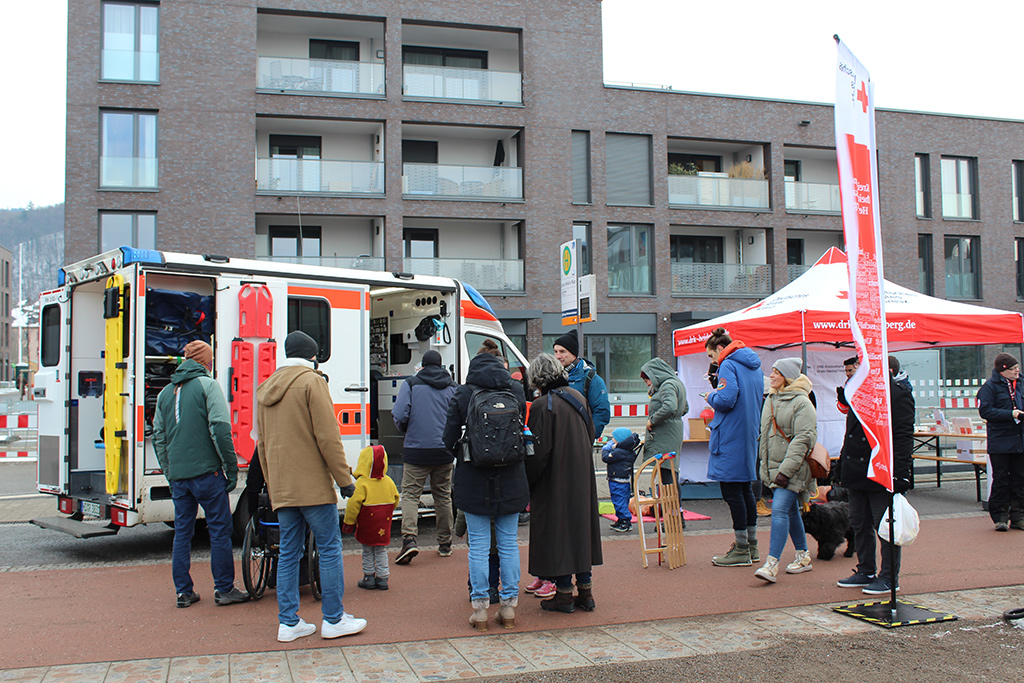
[242,491,322,600]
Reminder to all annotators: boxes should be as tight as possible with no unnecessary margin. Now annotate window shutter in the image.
[606,133,652,205]
[571,131,591,204]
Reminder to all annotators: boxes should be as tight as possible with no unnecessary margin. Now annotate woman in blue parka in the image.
[703,327,763,567]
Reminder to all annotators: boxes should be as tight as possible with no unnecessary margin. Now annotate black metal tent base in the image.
[833,599,957,629]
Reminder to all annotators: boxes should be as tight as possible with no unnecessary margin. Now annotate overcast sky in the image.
[1,0,1021,210]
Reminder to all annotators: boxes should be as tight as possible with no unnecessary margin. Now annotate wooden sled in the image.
[634,452,687,569]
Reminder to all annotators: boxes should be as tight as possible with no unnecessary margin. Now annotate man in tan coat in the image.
[257,331,366,642]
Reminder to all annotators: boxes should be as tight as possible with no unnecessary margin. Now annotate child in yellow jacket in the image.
[343,445,399,590]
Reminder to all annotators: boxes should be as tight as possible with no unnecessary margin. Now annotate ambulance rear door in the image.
[36,289,71,494]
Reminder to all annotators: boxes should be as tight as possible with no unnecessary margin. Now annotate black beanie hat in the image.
[285,330,319,359]
[553,329,579,358]
[994,352,1019,373]
[422,350,442,366]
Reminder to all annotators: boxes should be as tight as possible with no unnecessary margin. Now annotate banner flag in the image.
[834,37,893,491]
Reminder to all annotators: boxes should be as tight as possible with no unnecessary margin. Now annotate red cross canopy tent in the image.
[672,247,1024,357]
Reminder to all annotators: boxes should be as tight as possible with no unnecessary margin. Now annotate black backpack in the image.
[462,385,525,468]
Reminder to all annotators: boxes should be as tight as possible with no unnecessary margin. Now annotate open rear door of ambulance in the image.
[36,289,70,497]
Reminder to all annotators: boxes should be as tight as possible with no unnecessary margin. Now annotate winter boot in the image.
[574,581,596,611]
[470,598,489,632]
[786,549,813,574]
[749,539,760,562]
[495,596,517,629]
[711,542,752,567]
[541,587,577,613]
[357,575,377,590]
[754,556,780,583]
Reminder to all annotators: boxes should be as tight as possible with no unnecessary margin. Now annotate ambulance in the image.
[32,247,527,538]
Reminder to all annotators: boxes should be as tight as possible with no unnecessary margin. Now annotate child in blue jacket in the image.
[602,427,639,532]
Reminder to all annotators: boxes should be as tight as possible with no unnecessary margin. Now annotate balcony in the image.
[257,57,384,96]
[256,159,384,195]
[101,49,159,82]
[785,180,841,213]
[403,164,522,200]
[100,156,158,189]
[942,192,975,220]
[404,258,524,293]
[668,175,769,209]
[259,255,385,271]
[670,263,771,296]
[787,264,810,282]
[403,64,521,104]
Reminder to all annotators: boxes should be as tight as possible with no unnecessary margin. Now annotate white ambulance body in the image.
[33,247,526,538]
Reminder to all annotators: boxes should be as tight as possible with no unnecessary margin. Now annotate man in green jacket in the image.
[153,340,249,608]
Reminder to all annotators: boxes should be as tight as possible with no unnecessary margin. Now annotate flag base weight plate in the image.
[833,599,957,629]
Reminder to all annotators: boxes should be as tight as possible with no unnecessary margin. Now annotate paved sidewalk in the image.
[2,584,1021,683]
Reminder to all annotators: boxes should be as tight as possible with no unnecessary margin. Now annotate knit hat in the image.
[183,340,213,370]
[285,330,319,360]
[843,355,859,367]
[422,350,442,367]
[612,427,631,444]
[553,329,579,358]
[994,352,1019,373]
[772,357,802,381]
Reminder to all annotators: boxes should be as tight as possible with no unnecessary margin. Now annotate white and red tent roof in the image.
[673,247,1024,356]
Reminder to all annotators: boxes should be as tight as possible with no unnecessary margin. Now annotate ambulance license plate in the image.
[81,501,101,518]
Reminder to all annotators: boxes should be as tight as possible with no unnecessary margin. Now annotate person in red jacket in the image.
[344,445,400,590]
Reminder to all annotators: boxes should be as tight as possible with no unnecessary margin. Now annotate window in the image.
[270,135,321,160]
[918,234,934,296]
[1013,160,1024,222]
[101,2,158,82]
[915,154,931,218]
[41,304,61,367]
[605,134,652,206]
[671,235,723,264]
[269,226,321,259]
[287,298,331,363]
[403,46,487,69]
[465,332,526,383]
[571,131,591,204]
[784,160,801,181]
[786,239,804,266]
[100,110,157,188]
[941,156,977,219]
[572,223,591,276]
[402,139,438,164]
[404,228,438,258]
[310,39,359,62]
[944,235,980,299]
[607,224,651,295]
[99,212,156,252]
[1017,238,1024,299]
[542,333,654,394]
[668,153,721,174]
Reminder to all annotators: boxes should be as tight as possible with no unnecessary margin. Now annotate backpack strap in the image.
[584,367,595,401]
[551,388,595,441]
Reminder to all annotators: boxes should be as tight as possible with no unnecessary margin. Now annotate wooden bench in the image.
[911,454,986,501]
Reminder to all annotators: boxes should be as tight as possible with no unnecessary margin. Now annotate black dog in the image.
[802,501,855,560]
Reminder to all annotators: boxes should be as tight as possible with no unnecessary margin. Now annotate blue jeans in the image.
[465,512,520,602]
[609,480,632,522]
[768,487,808,559]
[171,470,235,595]
[277,504,344,626]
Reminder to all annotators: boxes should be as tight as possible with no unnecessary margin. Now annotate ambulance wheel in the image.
[307,528,322,601]
[242,517,270,600]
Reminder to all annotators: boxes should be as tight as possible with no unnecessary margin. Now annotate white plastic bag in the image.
[878,493,920,546]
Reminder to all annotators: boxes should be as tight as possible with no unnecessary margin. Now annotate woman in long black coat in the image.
[525,353,602,613]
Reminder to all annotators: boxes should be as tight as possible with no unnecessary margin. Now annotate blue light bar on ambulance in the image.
[120,246,165,266]
[461,282,497,317]
[59,246,165,286]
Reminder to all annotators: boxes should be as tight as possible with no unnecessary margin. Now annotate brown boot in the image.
[469,598,489,632]
[574,582,595,612]
[541,587,576,613]
[495,596,517,629]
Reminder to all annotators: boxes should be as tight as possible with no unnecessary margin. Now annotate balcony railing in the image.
[100,156,158,188]
[403,64,522,103]
[785,180,841,213]
[258,57,385,96]
[670,262,771,296]
[259,255,385,271]
[787,264,810,282]
[942,192,976,219]
[403,258,524,293]
[667,175,769,209]
[403,164,522,200]
[256,159,384,194]
[101,49,159,82]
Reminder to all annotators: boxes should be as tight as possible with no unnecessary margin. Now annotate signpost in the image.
[560,240,596,358]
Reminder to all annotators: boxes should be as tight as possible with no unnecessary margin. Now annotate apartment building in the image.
[65,0,1024,401]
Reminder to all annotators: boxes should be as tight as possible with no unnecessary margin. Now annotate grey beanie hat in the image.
[285,330,319,359]
[772,357,802,381]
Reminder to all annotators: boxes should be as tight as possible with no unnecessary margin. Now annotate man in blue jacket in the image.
[553,330,610,440]
[393,350,458,564]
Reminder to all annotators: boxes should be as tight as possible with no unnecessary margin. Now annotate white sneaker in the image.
[786,549,813,574]
[278,618,316,643]
[322,613,367,639]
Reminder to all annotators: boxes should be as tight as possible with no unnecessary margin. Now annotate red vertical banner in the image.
[835,38,893,491]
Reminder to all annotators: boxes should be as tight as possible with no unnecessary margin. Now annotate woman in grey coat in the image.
[641,357,688,488]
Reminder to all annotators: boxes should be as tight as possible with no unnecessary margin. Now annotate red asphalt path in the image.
[2,515,1022,670]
